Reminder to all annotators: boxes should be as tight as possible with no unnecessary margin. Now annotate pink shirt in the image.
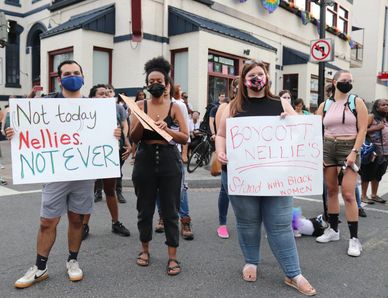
[323,99,357,137]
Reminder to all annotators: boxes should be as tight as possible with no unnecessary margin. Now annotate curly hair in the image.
[371,99,388,122]
[144,56,171,85]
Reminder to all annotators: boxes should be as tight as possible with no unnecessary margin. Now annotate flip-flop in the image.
[361,196,375,204]
[136,252,150,267]
[242,264,257,282]
[371,196,386,203]
[284,276,317,296]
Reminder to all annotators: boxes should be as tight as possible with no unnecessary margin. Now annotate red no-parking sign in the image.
[310,39,334,62]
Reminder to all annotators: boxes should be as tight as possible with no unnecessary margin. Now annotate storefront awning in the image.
[283,46,340,70]
[169,6,277,52]
[41,4,115,39]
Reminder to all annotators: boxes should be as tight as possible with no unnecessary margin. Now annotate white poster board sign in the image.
[226,115,323,196]
[10,98,120,184]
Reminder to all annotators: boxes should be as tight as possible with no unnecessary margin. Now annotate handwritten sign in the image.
[10,98,120,184]
[119,94,173,142]
[226,115,323,196]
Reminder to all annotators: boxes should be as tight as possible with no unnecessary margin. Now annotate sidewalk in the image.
[0,141,221,189]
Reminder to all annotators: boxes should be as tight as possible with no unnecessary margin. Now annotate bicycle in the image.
[187,130,213,173]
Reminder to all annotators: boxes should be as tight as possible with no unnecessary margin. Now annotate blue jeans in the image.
[156,163,190,218]
[355,185,361,208]
[218,170,229,225]
[229,194,301,278]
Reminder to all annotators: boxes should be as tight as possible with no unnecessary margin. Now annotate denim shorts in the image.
[41,180,94,218]
[323,137,360,167]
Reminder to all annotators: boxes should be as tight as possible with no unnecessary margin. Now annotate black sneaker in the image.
[82,224,89,240]
[112,221,130,237]
[358,208,367,218]
[116,192,127,204]
[94,191,102,202]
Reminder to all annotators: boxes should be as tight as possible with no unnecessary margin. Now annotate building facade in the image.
[0,0,361,114]
[351,0,388,103]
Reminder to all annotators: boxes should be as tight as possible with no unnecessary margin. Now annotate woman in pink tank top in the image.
[315,70,368,257]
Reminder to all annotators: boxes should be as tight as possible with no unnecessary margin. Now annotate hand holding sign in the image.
[10,98,120,184]
[226,115,323,196]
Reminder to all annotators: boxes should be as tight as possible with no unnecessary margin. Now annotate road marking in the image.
[294,196,388,214]
[0,186,41,197]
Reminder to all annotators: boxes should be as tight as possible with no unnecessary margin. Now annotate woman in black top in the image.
[216,61,316,296]
[130,57,188,276]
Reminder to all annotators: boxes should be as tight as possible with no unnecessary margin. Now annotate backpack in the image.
[360,142,377,165]
[323,94,357,119]
[323,94,358,130]
[199,102,217,133]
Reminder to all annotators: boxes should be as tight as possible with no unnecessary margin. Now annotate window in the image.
[93,47,112,85]
[309,1,320,19]
[338,6,348,34]
[5,21,21,88]
[326,3,337,27]
[208,51,239,104]
[283,74,298,101]
[48,47,73,92]
[49,0,86,12]
[172,49,189,93]
[5,0,20,7]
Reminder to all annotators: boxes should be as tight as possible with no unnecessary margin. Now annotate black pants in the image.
[132,143,182,247]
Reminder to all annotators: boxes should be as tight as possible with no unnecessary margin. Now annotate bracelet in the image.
[351,148,359,154]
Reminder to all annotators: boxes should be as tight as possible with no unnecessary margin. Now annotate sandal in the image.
[136,252,150,267]
[361,196,375,204]
[166,259,181,276]
[284,275,317,296]
[242,264,257,282]
[371,196,386,203]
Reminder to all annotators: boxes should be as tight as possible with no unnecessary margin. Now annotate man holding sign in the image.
[215,61,317,296]
[6,60,121,289]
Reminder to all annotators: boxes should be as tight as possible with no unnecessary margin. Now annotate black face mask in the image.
[336,81,353,93]
[147,83,165,98]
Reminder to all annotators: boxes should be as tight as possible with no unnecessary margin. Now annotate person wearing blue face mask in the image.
[8,60,122,289]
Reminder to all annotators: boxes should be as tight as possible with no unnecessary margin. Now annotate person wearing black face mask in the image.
[316,70,368,258]
[360,99,388,205]
[130,57,189,276]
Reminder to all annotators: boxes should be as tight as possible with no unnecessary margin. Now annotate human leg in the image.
[261,196,301,278]
[217,170,230,238]
[229,195,262,265]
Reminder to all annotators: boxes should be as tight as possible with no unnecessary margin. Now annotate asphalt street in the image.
[0,186,387,298]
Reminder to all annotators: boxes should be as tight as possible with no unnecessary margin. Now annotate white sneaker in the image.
[66,260,83,281]
[348,238,362,257]
[316,227,340,243]
[14,265,48,288]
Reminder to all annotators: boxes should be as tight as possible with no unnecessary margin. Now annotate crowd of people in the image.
[1,56,388,297]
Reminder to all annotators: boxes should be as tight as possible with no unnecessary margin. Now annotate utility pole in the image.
[318,0,327,105]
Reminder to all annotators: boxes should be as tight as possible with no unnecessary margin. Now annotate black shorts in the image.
[360,156,388,182]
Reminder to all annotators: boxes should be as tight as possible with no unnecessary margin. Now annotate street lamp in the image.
[311,0,335,105]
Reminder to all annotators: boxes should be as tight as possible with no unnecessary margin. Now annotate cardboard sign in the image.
[226,115,323,196]
[10,98,120,184]
[119,94,173,142]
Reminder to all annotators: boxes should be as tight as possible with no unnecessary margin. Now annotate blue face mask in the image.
[61,75,84,92]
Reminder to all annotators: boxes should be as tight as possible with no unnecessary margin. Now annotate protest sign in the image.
[10,98,120,184]
[119,94,173,142]
[226,115,323,196]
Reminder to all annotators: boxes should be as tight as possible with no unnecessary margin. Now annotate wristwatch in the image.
[351,148,359,154]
